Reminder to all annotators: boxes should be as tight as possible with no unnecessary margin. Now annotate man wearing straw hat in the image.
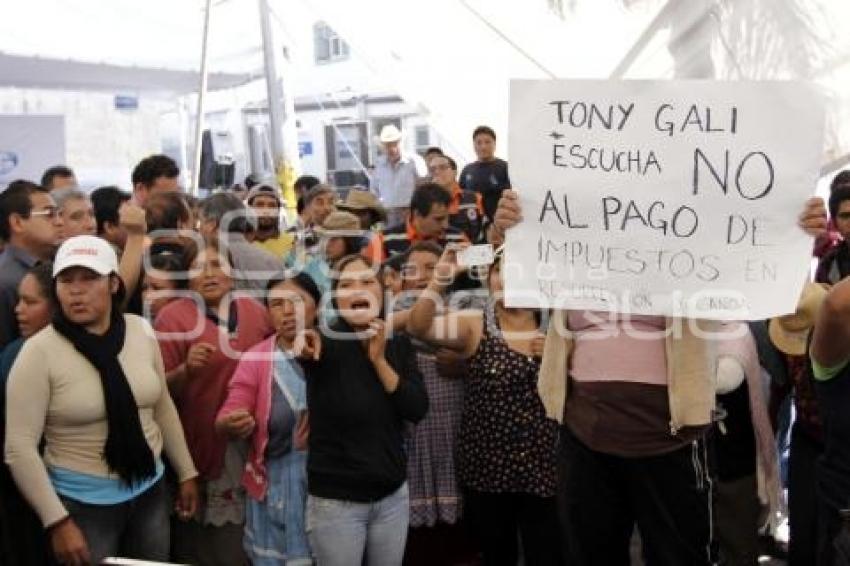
[371,125,427,228]
[336,188,387,231]
[292,210,363,322]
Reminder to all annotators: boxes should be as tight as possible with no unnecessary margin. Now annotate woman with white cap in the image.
[4,235,199,565]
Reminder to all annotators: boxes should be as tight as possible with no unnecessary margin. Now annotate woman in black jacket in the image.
[300,253,428,566]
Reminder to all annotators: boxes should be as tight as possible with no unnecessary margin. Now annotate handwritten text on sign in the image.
[504,80,824,320]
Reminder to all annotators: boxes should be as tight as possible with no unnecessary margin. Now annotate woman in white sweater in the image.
[4,235,198,565]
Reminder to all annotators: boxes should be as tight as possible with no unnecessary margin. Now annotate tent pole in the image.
[609,0,676,78]
[259,0,285,173]
[192,0,213,196]
[821,153,850,178]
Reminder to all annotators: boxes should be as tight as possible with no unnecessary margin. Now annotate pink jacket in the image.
[217,336,277,501]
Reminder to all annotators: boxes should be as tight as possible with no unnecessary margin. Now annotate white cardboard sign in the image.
[505,79,825,320]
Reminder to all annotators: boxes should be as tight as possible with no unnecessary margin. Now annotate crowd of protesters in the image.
[0,121,845,566]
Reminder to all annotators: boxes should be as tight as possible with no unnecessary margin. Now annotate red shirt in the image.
[155,296,273,480]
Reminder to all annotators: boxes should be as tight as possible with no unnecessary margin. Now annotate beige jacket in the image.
[5,315,197,527]
[537,310,718,432]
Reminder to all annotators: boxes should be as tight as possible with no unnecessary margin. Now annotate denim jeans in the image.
[58,478,170,564]
[306,483,409,566]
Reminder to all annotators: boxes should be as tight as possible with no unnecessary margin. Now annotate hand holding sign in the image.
[799,197,828,238]
[494,190,522,234]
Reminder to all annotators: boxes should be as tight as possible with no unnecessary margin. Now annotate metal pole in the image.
[259,0,285,168]
[821,153,850,178]
[609,0,676,78]
[192,0,213,196]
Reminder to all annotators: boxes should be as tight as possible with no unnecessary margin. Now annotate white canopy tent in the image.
[2,0,850,186]
[0,52,253,93]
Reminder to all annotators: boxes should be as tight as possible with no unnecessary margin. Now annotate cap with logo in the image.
[53,235,119,278]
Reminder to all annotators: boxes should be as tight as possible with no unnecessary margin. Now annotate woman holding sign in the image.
[492,189,827,566]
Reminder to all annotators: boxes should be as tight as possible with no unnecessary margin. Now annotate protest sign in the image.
[504,79,825,320]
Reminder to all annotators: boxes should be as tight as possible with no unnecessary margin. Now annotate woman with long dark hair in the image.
[5,235,198,565]
[300,254,429,566]
[0,262,56,565]
[216,271,321,564]
[141,251,185,321]
[0,261,56,385]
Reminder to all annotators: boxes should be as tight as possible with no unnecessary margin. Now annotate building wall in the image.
[0,11,443,192]
[0,87,175,190]
[200,7,448,186]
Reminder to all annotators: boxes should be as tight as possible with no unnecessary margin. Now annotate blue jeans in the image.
[306,483,409,566]
[58,478,170,564]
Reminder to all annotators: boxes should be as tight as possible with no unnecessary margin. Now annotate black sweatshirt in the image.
[303,320,429,502]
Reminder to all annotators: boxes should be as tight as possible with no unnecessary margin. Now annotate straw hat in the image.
[379,124,403,144]
[337,189,387,222]
[316,211,361,234]
[768,282,830,356]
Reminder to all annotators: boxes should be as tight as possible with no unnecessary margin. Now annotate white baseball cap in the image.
[53,235,119,278]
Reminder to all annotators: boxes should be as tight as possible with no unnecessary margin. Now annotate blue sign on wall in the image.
[299,141,313,157]
[114,95,139,110]
[0,151,19,176]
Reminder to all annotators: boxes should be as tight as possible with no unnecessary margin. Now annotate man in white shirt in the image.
[371,125,427,227]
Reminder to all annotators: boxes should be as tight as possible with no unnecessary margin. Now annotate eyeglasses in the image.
[29,207,58,219]
[67,209,95,222]
[429,164,451,173]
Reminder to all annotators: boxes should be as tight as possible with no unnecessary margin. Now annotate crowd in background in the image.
[0,121,846,566]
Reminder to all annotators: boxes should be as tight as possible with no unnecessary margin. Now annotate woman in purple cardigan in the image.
[216,271,320,565]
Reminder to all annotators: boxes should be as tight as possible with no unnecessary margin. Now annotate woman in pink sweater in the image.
[216,271,320,565]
